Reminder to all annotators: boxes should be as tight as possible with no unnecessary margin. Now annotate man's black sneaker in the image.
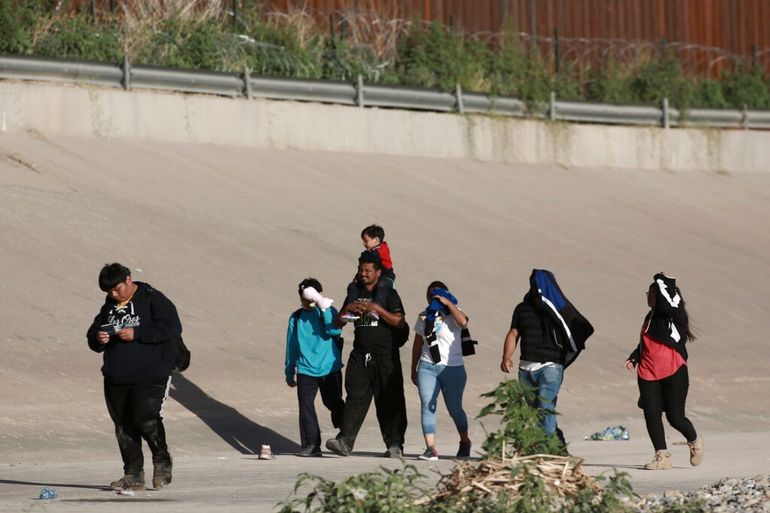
[384,445,403,458]
[297,445,323,457]
[325,438,351,457]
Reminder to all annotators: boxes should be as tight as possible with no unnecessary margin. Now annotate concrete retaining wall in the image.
[1,80,768,172]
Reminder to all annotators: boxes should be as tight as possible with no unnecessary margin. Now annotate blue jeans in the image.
[417,362,468,436]
[518,364,565,442]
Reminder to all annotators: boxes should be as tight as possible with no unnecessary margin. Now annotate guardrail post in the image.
[549,91,556,121]
[243,67,252,100]
[356,75,364,108]
[662,97,670,129]
[742,103,749,130]
[455,84,464,114]
[122,55,131,92]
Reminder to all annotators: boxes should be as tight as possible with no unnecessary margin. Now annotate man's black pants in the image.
[296,370,345,449]
[104,377,172,476]
[338,349,407,450]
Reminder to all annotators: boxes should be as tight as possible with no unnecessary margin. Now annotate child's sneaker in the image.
[340,313,360,322]
[417,447,438,461]
[258,444,275,460]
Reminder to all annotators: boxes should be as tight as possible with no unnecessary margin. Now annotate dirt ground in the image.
[1,131,769,510]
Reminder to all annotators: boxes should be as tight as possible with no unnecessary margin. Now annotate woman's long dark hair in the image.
[678,287,697,343]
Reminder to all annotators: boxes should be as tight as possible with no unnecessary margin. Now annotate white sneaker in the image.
[417,447,438,461]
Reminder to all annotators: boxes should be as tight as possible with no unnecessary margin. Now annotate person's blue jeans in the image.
[417,362,468,436]
[518,364,565,443]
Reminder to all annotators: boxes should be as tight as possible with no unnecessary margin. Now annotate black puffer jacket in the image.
[87,282,182,384]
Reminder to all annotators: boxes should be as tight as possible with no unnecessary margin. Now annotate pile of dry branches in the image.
[417,454,602,506]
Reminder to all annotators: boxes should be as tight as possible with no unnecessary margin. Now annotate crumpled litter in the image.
[585,425,629,441]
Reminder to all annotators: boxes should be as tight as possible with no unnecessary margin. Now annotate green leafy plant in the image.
[278,464,428,513]
[477,379,567,458]
[722,66,770,108]
[394,22,488,91]
[0,0,32,54]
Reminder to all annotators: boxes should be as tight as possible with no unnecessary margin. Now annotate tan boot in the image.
[688,436,704,466]
[644,450,672,470]
[110,471,145,490]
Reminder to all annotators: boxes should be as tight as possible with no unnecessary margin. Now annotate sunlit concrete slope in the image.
[1,130,769,463]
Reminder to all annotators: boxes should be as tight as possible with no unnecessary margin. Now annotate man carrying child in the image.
[326,252,408,457]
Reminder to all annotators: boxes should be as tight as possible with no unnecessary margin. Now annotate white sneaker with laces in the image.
[417,447,438,461]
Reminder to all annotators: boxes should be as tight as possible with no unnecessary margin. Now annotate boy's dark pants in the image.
[104,377,172,477]
[296,371,345,449]
[337,349,407,450]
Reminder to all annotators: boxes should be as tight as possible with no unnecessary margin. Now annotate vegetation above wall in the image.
[1,0,768,110]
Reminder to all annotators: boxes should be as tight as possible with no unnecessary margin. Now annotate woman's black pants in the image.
[638,364,697,451]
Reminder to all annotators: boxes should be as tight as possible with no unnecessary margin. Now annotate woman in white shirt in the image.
[410,281,472,461]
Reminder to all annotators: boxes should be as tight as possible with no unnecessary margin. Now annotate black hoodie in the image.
[87,281,182,384]
[628,273,690,365]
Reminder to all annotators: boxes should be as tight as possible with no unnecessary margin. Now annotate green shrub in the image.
[278,464,427,513]
[0,0,31,54]
[628,57,695,108]
[722,67,770,108]
[394,22,488,91]
[484,35,551,104]
[693,78,729,108]
[32,13,121,62]
[477,379,567,458]
[584,60,636,104]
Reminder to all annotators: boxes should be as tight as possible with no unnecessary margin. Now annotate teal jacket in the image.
[284,306,343,383]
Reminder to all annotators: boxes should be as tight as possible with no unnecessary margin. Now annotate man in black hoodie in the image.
[87,263,182,491]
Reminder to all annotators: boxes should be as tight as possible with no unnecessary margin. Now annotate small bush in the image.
[394,22,488,91]
[278,464,427,513]
[32,13,121,62]
[722,67,770,109]
[477,379,567,458]
[0,0,31,54]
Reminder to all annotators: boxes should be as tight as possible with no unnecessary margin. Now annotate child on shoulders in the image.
[341,224,396,321]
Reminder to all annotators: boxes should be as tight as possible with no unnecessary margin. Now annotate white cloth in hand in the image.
[302,286,334,311]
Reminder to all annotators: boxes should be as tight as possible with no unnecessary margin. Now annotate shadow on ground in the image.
[0,479,107,491]
[170,373,299,454]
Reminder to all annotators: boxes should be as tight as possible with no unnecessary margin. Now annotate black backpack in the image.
[173,337,191,372]
[292,309,344,353]
[145,285,189,372]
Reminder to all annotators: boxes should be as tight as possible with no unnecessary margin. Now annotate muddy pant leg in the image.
[134,377,172,468]
[104,379,144,476]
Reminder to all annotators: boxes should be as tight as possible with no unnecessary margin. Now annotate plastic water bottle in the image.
[39,488,57,500]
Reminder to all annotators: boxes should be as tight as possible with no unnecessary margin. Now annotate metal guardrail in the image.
[1,54,769,130]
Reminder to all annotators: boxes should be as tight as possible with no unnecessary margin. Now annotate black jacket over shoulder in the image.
[87,281,182,384]
[511,300,566,365]
[628,273,689,365]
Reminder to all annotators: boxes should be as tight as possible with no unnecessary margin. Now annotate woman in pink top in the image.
[625,273,704,470]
